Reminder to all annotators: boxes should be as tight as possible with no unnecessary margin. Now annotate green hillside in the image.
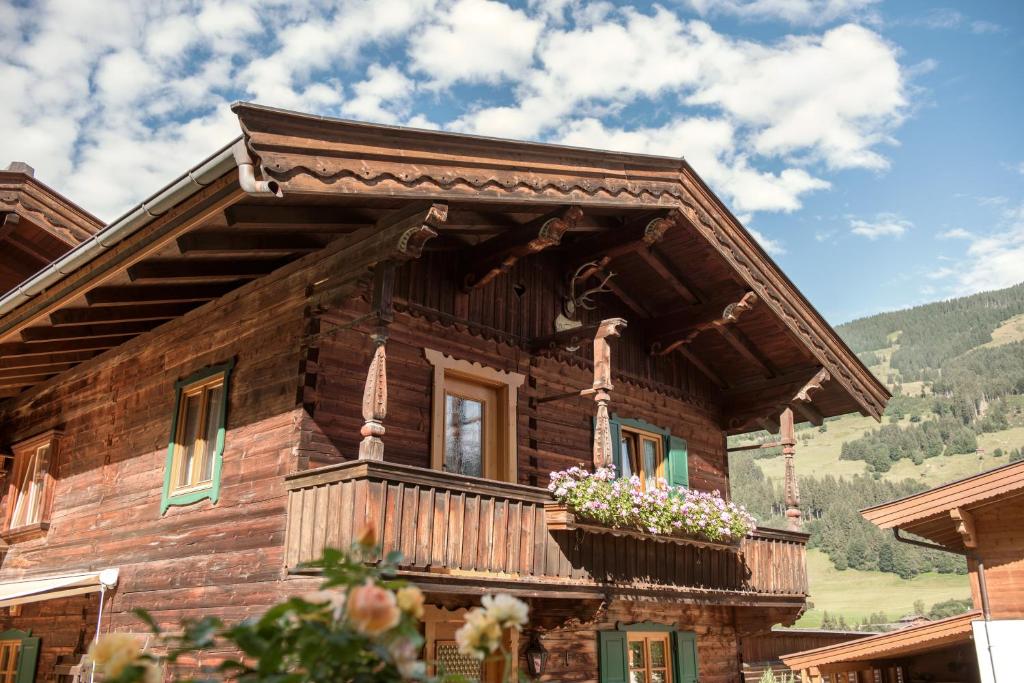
[730,281,1024,630]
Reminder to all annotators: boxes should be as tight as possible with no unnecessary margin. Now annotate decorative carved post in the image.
[359,263,396,461]
[590,318,627,468]
[780,407,802,531]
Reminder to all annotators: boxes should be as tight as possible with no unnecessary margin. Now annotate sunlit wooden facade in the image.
[0,104,887,682]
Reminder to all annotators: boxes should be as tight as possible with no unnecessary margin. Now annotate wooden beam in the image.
[649,291,757,356]
[0,350,102,370]
[676,347,727,388]
[0,372,58,386]
[225,204,372,232]
[725,366,824,398]
[177,232,326,255]
[591,318,627,468]
[462,206,583,290]
[20,320,160,343]
[791,401,824,426]
[0,364,75,381]
[573,210,679,266]
[0,336,133,358]
[717,325,777,378]
[85,283,237,306]
[530,321,605,352]
[126,257,287,281]
[50,302,198,326]
[634,247,701,304]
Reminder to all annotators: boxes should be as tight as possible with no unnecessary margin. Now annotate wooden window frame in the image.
[626,630,673,683]
[1,430,61,543]
[425,349,524,483]
[0,629,39,683]
[599,622,698,683]
[609,416,689,489]
[160,360,234,514]
[618,424,667,490]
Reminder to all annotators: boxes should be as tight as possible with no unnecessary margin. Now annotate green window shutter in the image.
[598,630,629,683]
[666,435,688,488]
[672,631,698,683]
[16,636,39,683]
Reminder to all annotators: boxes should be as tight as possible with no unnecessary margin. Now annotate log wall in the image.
[969,500,1024,618]
[300,253,731,493]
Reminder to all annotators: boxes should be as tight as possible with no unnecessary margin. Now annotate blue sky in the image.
[2,0,1022,323]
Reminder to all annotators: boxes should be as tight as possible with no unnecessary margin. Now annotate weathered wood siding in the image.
[969,501,1024,618]
[300,253,731,493]
[284,460,808,600]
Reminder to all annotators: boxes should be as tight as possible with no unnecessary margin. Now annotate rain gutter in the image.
[0,137,282,319]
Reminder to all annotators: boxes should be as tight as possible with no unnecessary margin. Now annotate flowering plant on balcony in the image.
[548,465,756,543]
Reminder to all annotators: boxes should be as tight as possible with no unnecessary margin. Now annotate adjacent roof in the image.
[0,567,119,608]
[861,460,1024,550]
[0,164,102,294]
[781,610,981,669]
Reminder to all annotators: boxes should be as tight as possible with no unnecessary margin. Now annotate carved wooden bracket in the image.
[789,368,830,426]
[394,202,447,259]
[950,507,978,549]
[649,291,758,356]
[463,205,583,290]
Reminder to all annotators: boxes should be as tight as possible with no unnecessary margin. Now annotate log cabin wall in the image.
[299,250,730,494]
[0,235,343,678]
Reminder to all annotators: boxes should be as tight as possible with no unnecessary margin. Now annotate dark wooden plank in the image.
[50,302,199,326]
[127,257,288,282]
[177,231,326,255]
[19,320,161,342]
[85,283,238,305]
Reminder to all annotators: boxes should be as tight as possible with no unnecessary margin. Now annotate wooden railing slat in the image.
[285,463,807,600]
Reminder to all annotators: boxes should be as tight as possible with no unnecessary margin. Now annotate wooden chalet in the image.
[0,103,888,683]
[783,460,1024,683]
[0,162,102,295]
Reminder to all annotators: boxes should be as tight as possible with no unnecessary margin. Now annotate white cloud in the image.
[928,204,1024,295]
[971,20,1004,34]
[409,0,543,87]
[938,228,972,240]
[341,64,414,124]
[748,227,786,255]
[683,0,880,26]
[0,0,907,228]
[850,213,911,239]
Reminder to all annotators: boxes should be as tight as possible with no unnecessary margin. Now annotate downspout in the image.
[893,528,997,680]
[0,136,282,320]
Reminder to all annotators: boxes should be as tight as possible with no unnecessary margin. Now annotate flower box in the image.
[544,502,742,552]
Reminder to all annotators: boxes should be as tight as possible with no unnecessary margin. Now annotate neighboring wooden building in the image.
[783,461,1024,683]
[0,104,888,683]
[741,628,868,682]
[0,162,102,295]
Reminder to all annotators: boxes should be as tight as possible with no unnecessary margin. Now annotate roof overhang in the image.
[0,103,888,424]
[0,568,119,608]
[781,610,981,670]
[861,460,1024,551]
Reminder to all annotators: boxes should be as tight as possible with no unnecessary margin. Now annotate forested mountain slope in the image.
[730,281,1024,628]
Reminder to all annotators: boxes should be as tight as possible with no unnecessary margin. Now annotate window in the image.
[0,639,18,683]
[425,350,524,483]
[2,431,60,541]
[0,630,39,683]
[161,361,233,513]
[599,625,697,683]
[627,632,672,683]
[609,417,689,489]
[619,425,665,491]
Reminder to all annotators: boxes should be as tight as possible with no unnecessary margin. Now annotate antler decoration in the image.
[569,261,616,312]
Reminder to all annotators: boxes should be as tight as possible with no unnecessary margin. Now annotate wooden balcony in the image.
[284,460,808,607]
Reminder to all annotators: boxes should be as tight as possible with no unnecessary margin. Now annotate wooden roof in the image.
[861,460,1024,551]
[0,103,888,428]
[780,610,981,669]
[0,165,102,295]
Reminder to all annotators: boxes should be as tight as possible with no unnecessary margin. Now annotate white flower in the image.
[482,593,528,630]
[302,589,347,621]
[455,607,502,660]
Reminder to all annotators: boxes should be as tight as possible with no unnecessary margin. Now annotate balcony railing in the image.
[284,460,808,605]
